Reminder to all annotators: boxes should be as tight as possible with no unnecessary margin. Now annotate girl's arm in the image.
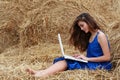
[77,32,111,62]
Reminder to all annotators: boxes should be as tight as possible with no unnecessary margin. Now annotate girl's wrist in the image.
[86,57,90,61]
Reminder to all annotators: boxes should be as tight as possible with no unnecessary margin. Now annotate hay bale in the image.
[0,0,120,79]
[0,20,19,53]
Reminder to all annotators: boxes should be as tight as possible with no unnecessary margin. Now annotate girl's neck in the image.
[90,29,99,36]
[89,29,99,43]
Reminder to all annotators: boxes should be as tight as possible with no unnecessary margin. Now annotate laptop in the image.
[58,33,88,63]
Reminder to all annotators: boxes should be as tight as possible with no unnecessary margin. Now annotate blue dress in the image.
[53,32,112,70]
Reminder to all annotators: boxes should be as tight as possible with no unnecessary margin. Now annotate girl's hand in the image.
[75,55,89,61]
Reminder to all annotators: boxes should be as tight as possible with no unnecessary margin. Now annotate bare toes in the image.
[25,68,36,75]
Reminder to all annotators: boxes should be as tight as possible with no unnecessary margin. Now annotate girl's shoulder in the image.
[97,30,107,43]
[98,30,105,36]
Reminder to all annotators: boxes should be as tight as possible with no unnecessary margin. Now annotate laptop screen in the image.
[58,33,65,56]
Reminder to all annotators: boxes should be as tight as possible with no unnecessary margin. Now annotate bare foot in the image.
[26,68,47,77]
[25,68,36,75]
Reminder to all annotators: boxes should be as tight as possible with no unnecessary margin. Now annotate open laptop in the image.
[58,33,88,63]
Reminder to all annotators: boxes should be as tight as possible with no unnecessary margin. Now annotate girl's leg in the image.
[26,60,67,77]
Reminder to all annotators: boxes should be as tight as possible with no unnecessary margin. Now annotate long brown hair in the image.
[69,13,100,52]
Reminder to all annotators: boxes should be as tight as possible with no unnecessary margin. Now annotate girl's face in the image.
[78,21,89,33]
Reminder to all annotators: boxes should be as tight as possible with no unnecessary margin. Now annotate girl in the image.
[26,13,112,77]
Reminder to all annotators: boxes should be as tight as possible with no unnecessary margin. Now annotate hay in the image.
[0,0,120,79]
[0,43,120,80]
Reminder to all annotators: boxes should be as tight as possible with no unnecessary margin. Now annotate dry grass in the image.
[0,43,120,80]
[0,0,120,80]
